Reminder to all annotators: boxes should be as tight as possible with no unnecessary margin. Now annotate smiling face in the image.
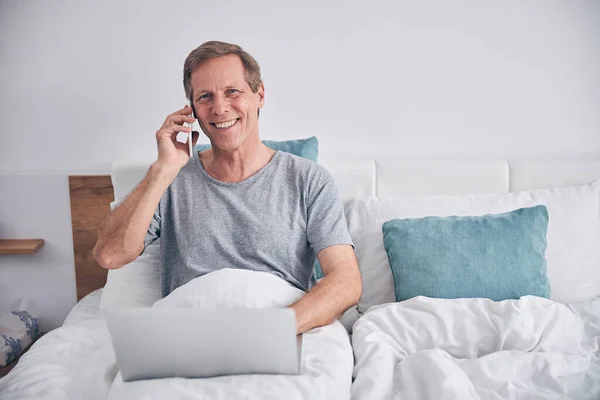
[190,54,264,153]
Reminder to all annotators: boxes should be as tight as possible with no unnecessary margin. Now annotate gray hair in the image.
[183,41,263,103]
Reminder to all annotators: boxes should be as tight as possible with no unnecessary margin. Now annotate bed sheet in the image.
[351,295,600,399]
[0,289,114,400]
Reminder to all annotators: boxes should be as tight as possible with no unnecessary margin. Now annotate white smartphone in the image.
[175,104,195,158]
[187,103,195,157]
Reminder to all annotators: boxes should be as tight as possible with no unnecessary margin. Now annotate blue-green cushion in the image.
[195,136,324,279]
[314,261,324,280]
[194,136,319,163]
[382,205,551,302]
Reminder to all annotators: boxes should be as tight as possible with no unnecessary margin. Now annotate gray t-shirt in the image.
[143,150,353,297]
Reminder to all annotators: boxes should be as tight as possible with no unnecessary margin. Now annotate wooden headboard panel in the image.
[68,175,114,301]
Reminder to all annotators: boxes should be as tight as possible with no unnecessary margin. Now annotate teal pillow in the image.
[382,205,551,302]
[194,136,319,163]
[194,136,324,279]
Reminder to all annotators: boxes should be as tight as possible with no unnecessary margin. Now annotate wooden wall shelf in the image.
[0,239,45,255]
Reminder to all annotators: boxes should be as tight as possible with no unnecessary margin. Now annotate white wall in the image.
[0,175,77,332]
[1,0,599,174]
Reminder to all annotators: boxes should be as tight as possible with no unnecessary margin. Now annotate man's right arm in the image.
[93,162,178,270]
[93,104,199,270]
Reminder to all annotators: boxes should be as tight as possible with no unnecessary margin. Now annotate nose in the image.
[211,94,229,116]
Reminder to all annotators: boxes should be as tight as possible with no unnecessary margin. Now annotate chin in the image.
[210,135,244,152]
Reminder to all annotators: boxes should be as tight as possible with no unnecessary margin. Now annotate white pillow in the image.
[346,180,600,313]
[99,201,161,309]
[99,239,161,309]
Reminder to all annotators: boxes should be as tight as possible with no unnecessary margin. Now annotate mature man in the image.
[93,41,361,334]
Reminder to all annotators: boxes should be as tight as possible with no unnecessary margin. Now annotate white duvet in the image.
[351,295,600,400]
[0,269,353,400]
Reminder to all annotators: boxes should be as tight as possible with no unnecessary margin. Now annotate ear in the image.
[190,103,198,119]
[257,82,265,109]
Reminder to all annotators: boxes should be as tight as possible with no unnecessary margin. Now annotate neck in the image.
[200,138,276,183]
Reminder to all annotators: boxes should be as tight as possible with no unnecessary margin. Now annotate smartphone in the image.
[176,102,195,157]
[187,102,194,157]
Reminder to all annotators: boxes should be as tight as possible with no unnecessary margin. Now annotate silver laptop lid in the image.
[105,307,302,381]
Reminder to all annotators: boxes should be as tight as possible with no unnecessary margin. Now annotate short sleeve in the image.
[140,203,161,255]
[306,168,353,255]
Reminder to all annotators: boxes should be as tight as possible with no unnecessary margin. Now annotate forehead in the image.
[191,54,249,95]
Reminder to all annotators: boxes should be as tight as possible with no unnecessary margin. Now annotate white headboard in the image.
[111,155,600,203]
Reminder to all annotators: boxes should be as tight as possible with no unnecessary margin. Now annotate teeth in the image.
[215,119,237,129]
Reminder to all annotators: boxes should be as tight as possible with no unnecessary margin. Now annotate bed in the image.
[1,155,599,399]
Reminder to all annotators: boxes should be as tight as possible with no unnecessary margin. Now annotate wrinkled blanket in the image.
[351,295,600,400]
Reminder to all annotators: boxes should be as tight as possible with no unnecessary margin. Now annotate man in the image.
[93,41,361,335]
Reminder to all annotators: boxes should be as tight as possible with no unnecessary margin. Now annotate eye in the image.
[195,94,212,104]
[226,89,240,95]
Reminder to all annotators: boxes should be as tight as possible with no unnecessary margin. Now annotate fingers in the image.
[169,125,192,141]
[170,114,196,125]
[173,105,194,116]
[155,124,191,140]
[156,106,197,143]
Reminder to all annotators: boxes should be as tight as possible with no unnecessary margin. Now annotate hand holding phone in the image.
[155,105,198,171]
[175,103,195,157]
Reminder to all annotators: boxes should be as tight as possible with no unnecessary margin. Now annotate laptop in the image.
[105,307,303,382]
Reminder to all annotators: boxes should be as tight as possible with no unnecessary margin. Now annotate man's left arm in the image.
[290,244,362,334]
